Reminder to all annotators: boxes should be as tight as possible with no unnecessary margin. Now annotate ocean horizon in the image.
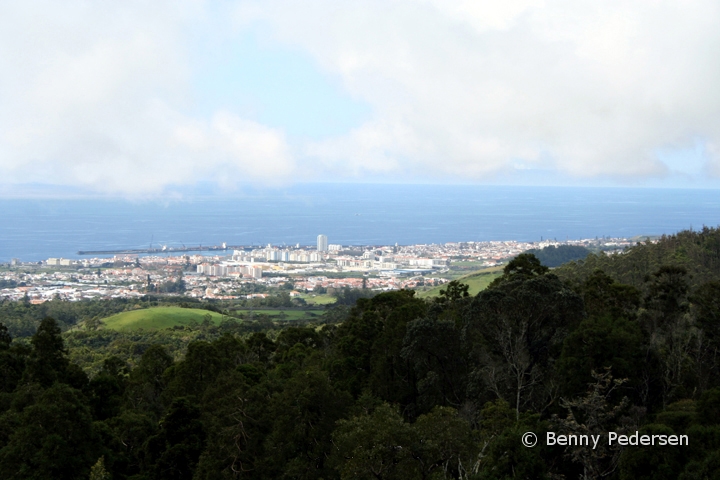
[1,184,719,262]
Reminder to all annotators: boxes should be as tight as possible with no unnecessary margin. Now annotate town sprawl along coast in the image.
[1,235,632,303]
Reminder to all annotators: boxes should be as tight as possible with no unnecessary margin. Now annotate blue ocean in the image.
[1,184,719,262]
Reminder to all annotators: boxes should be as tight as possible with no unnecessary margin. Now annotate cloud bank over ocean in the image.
[1,0,719,195]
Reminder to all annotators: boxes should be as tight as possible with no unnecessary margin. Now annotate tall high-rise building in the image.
[317,234,328,252]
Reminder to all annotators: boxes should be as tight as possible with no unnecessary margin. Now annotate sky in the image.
[1,0,720,197]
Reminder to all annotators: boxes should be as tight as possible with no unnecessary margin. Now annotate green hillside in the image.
[101,307,225,331]
[554,226,720,288]
[299,293,337,305]
[417,268,502,298]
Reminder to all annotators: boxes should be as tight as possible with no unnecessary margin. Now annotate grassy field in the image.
[417,267,503,298]
[300,294,337,305]
[101,307,226,331]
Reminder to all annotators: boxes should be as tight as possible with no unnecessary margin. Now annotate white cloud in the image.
[0,0,295,195]
[237,0,720,183]
[1,0,720,194]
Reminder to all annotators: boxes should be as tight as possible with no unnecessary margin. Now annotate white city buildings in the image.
[317,234,328,252]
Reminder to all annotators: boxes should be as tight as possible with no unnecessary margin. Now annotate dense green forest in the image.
[3,228,720,479]
[524,244,591,267]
